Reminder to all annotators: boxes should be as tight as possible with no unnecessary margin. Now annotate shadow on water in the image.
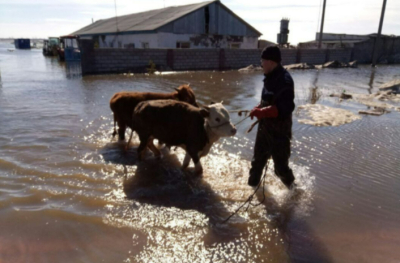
[100,141,139,166]
[101,141,239,241]
[256,188,333,263]
[123,152,244,246]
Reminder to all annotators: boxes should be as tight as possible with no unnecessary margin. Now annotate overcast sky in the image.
[0,0,399,44]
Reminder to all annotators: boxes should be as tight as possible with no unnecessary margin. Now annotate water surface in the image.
[1,43,400,263]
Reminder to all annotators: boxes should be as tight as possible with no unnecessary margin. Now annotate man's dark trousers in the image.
[249,119,295,187]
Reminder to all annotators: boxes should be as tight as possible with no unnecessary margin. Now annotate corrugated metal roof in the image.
[72,0,261,36]
[72,1,215,35]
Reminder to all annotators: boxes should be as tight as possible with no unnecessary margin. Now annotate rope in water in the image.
[222,160,270,223]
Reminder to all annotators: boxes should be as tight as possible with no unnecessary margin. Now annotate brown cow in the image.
[133,100,237,175]
[109,84,198,141]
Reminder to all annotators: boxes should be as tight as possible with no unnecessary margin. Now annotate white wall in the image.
[158,33,258,49]
[97,33,258,49]
[98,34,158,48]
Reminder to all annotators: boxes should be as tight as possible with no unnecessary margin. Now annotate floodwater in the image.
[1,43,400,263]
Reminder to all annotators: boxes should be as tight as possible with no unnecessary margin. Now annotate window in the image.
[142,42,149,49]
[229,43,241,49]
[176,42,190,49]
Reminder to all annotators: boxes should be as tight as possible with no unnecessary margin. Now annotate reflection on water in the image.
[368,68,376,94]
[1,43,400,262]
[66,61,82,79]
[308,70,322,104]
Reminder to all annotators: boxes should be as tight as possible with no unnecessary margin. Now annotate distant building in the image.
[72,0,262,49]
[298,33,375,49]
[14,39,30,49]
[277,18,290,46]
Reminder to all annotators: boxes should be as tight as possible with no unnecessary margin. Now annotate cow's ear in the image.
[200,108,210,118]
[210,101,215,105]
[174,88,180,92]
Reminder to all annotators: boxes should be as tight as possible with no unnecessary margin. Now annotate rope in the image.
[229,109,258,131]
[222,160,270,223]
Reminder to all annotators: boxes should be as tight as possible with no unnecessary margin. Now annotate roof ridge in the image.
[121,7,172,32]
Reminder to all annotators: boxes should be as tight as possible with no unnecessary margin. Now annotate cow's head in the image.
[175,84,198,107]
[201,102,237,137]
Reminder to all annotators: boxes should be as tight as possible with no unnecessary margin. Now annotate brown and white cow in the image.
[109,84,198,141]
[133,100,237,175]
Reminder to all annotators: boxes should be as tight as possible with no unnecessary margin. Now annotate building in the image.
[298,33,373,49]
[72,0,261,49]
[14,39,30,49]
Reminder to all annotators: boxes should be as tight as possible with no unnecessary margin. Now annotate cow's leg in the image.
[118,121,126,141]
[125,129,134,151]
[188,149,203,175]
[147,137,161,158]
[112,114,117,139]
[181,153,191,169]
[137,135,149,161]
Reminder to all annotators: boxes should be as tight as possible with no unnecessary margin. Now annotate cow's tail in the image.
[112,114,117,139]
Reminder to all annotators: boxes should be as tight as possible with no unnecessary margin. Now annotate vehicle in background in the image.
[14,39,31,49]
[57,36,80,61]
[42,37,59,56]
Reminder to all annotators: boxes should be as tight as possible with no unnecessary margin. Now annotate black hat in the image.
[261,46,281,63]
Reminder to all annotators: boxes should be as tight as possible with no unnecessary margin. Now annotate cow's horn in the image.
[220,100,224,104]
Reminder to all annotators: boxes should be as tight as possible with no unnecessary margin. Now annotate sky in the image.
[0,0,399,44]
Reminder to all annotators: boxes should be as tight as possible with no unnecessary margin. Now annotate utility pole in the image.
[371,0,387,67]
[318,0,327,49]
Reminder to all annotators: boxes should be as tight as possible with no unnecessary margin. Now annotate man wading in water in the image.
[248,46,296,189]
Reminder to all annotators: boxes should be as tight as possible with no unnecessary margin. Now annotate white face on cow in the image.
[204,102,237,137]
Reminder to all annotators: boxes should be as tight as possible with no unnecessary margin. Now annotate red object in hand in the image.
[250,105,279,120]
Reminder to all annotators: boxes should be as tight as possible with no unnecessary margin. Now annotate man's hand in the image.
[250,105,278,120]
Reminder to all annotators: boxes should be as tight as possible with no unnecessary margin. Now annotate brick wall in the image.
[298,49,327,65]
[353,38,400,64]
[80,39,398,75]
[90,48,168,74]
[327,49,353,63]
[223,49,261,69]
[281,49,298,65]
[173,49,220,70]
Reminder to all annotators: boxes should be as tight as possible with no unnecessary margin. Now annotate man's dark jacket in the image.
[260,64,295,138]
